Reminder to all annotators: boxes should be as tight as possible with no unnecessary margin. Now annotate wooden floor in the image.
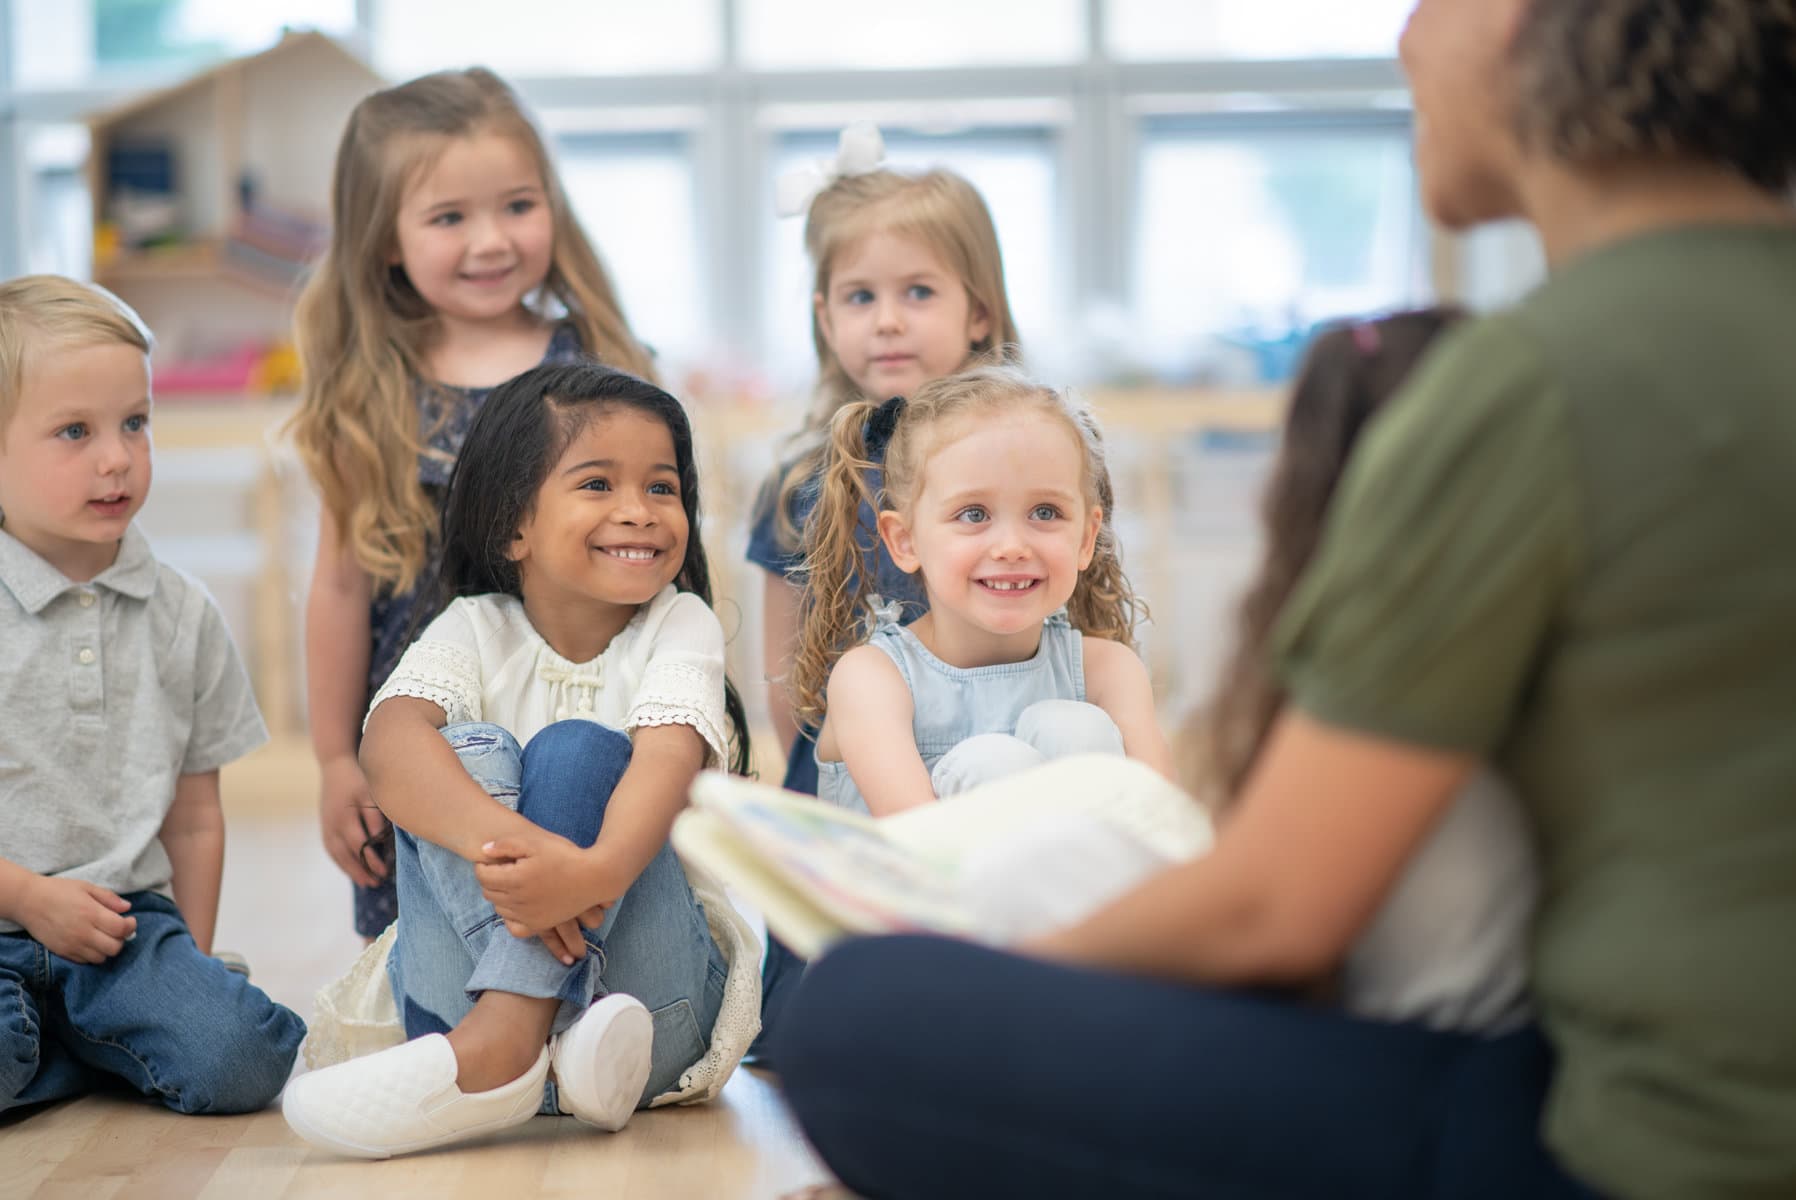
[0,738,833,1199]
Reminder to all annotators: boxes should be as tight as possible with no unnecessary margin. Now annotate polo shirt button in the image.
[77,648,95,665]
[78,592,96,608]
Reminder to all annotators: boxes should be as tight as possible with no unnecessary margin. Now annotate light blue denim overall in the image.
[817,605,1126,814]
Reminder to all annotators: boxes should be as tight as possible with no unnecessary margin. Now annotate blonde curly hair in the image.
[789,364,1144,724]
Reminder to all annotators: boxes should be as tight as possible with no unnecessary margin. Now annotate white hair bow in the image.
[776,121,887,218]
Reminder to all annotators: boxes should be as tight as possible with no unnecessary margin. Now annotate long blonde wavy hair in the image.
[287,67,655,594]
[759,167,1023,554]
[790,365,1144,724]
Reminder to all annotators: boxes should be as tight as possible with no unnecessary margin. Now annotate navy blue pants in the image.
[747,728,819,1065]
[775,935,1602,1200]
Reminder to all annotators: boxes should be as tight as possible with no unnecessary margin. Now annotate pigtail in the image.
[1065,411,1146,649]
[789,399,885,724]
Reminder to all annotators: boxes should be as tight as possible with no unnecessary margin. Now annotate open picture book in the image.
[672,754,1214,960]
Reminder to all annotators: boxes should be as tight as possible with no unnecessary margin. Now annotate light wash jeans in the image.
[388,720,727,1110]
[928,699,1125,797]
[0,891,303,1114]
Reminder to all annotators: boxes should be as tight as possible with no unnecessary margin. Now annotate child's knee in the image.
[1016,699,1124,758]
[443,722,525,807]
[525,720,632,781]
[0,1023,38,1112]
[163,992,305,1114]
[931,733,1045,797]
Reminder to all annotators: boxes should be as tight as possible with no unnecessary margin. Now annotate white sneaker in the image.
[282,1034,549,1159]
[550,993,654,1131]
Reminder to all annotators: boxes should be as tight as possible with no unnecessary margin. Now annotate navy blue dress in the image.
[352,323,586,937]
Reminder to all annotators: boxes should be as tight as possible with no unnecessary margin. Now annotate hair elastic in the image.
[863,394,906,459]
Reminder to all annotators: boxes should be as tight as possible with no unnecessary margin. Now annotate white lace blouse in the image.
[368,585,730,765]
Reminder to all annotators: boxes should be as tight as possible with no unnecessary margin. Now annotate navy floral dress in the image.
[352,322,586,936]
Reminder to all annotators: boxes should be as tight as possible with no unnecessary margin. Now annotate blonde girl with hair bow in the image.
[743,123,1024,1058]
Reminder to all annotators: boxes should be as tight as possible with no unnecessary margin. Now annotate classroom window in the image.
[738,0,1085,70]
[1129,118,1425,381]
[373,0,723,78]
[1105,0,1414,62]
[763,126,1064,389]
[12,0,356,87]
[556,133,707,372]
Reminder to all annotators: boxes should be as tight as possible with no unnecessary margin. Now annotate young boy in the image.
[0,275,303,1115]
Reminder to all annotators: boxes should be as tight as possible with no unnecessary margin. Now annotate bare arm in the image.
[160,770,226,954]
[360,696,536,861]
[815,646,936,816]
[1082,636,1173,777]
[761,571,805,753]
[305,510,384,888]
[1030,711,1467,984]
[475,723,710,932]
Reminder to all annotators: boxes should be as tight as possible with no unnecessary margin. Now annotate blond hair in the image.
[286,67,655,594]
[0,275,152,441]
[760,167,1022,554]
[790,364,1143,723]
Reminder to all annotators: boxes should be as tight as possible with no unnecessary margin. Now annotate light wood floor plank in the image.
[0,740,834,1198]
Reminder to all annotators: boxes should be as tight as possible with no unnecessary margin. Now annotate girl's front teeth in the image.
[606,548,657,560]
[983,580,1035,591]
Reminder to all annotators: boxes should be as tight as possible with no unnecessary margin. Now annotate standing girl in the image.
[749,122,1023,796]
[745,123,1024,1051]
[794,366,1168,816]
[283,363,752,1158]
[289,68,655,940]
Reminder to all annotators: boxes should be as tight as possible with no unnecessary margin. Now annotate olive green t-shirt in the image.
[1274,226,1796,1200]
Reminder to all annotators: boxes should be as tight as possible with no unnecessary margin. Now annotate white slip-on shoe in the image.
[550,993,654,1131]
[282,1034,549,1159]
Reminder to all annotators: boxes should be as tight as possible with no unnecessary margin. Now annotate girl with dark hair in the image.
[284,363,755,1159]
[1185,305,1539,1036]
[775,1,1796,1197]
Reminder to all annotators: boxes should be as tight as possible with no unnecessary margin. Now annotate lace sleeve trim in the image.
[628,658,728,766]
[366,639,481,729]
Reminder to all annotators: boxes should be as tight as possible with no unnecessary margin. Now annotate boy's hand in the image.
[319,755,388,888]
[476,830,620,938]
[21,878,137,964]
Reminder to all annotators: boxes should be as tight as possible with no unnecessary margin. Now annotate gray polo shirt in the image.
[0,523,266,933]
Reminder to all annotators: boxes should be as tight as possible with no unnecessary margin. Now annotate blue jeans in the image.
[388,721,727,1108]
[0,891,304,1115]
[777,936,1604,1200]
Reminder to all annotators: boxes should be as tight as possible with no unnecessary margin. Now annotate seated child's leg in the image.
[0,938,105,1113]
[518,720,724,1103]
[392,722,604,1038]
[585,840,728,1102]
[931,733,1047,798]
[1015,699,1125,760]
[46,893,303,1114]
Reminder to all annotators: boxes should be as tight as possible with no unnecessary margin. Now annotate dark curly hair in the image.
[1511,0,1796,192]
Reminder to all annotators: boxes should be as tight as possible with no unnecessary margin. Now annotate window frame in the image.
[1,0,1453,371]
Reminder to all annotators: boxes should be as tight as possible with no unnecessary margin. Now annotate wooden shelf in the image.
[95,241,301,301]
